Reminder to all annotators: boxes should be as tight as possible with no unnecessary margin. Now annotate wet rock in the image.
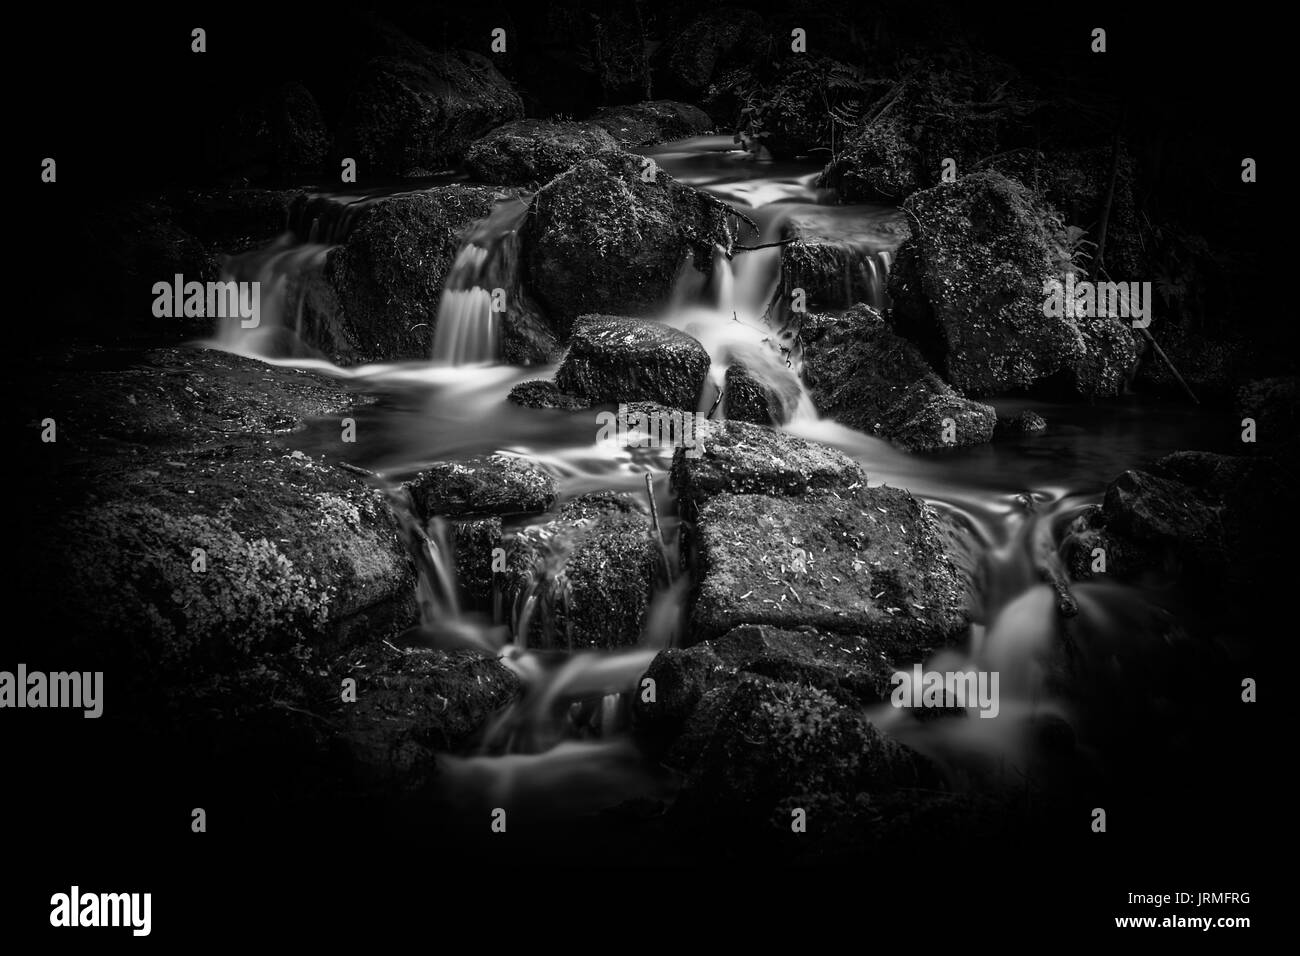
[444,517,503,606]
[888,173,1134,397]
[212,82,328,182]
[799,306,995,450]
[465,119,620,186]
[17,347,416,673]
[882,380,997,452]
[780,238,900,312]
[555,315,711,411]
[655,8,766,99]
[522,153,739,333]
[409,454,557,519]
[339,645,521,786]
[688,486,969,648]
[667,674,932,833]
[634,624,902,750]
[507,380,589,410]
[293,185,499,363]
[995,410,1048,437]
[503,493,660,650]
[670,418,866,507]
[723,361,805,426]
[589,100,713,146]
[337,25,523,176]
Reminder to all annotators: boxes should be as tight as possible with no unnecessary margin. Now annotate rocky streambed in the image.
[16,13,1291,866]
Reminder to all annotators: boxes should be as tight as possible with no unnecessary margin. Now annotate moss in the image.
[466,120,620,185]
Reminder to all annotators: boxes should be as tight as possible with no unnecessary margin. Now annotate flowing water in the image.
[208,136,1224,823]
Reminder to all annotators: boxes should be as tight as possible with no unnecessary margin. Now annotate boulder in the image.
[521,153,740,333]
[291,185,500,363]
[555,315,711,411]
[799,306,995,450]
[465,120,620,186]
[589,100,713,146]
[15,347,416,674]
[503,493,660,650]
[888,173,1135,397]
[408,454,557,519]
[687,487,970,649]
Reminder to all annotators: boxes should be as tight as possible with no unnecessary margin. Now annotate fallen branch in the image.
[644,472,672,584]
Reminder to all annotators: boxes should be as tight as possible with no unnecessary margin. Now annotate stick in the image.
[644,472,671,583]
[1138,325,1199,405]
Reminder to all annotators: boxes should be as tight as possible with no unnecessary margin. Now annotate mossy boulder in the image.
[800,305,995,450]
[502,493,660,650]
[687,487,970,648]
[465,120,620,186]
[16,347,416,675]
[290,185,500,363]
[521,153,740,333]
[588,100,713,146]
[817,119,921,202]
[408,454,558,519]
[555,315,712,410]
[888,173,1135,396]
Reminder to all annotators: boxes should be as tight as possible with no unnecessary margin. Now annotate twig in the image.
[644,472,671,583]
[733,237,800,252]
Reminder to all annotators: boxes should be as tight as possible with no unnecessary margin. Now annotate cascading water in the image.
[205,133,1208,824]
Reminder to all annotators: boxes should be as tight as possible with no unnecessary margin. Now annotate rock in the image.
[589,101,712,146]
[409,454,557,519]
[213,82,328,181]
[888,173,1135,397]
[635,624,903,751]
[882,380,997,452]
[339,645,521,786]
[444,517,503,606]
[507,380,589,410]
[799,306,995,450]
[687,487,970,648]
[780,238,901,312]
[338,32,523,176]
[724,363,785,425]
[503,493,660,650]
[670,418,867,508]
[1103,469,1223,554]
[555,315,711,411]
[291,185,500,363]
[667,674,932,833]
[996,410,1048,437]
[521,153,739,333]
[817,119,921,202]
[465,120,620,185]
[16,347,416,673]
